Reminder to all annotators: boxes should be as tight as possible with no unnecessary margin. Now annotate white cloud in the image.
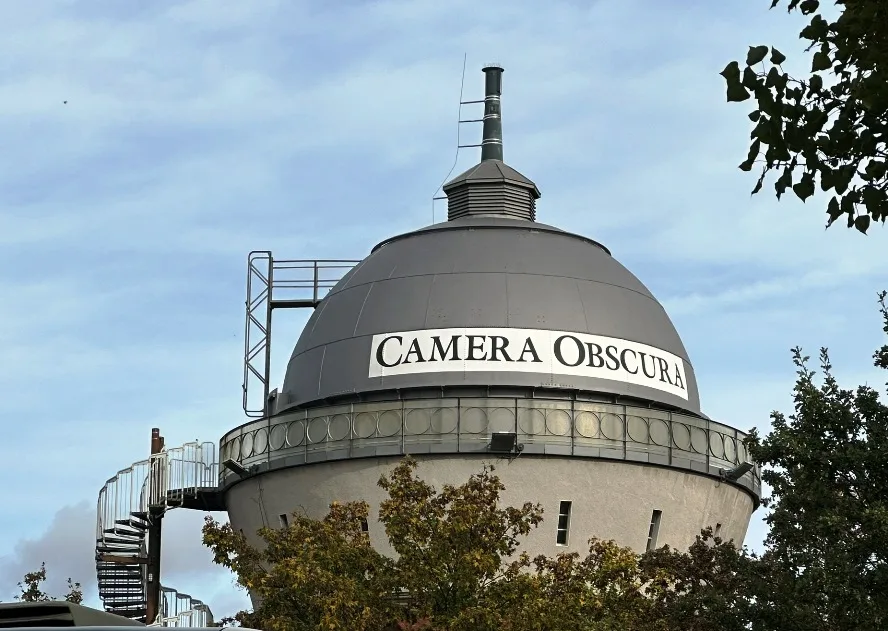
[0,503,96,604]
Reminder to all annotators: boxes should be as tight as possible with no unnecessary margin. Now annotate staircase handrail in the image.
[96,441,219,544]
[148,587,214,627]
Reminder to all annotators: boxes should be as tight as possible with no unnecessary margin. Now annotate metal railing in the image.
[242,252,360,418]
[219,397,762,501]
[148,588,214,627]
[97,441,219,539]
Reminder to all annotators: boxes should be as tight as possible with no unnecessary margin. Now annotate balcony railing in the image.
[218,397,761,502]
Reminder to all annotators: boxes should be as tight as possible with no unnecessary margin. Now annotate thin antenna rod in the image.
[431,53,468,224]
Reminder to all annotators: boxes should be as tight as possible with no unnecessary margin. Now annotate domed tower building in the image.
[219,65,761,558]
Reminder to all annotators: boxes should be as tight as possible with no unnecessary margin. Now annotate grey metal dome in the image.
[279,65,700,416]
[280,215,700,415]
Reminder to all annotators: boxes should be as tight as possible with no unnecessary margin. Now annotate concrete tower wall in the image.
[225,455,754,558]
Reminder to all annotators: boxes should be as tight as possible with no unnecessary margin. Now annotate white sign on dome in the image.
[368,327,688,400]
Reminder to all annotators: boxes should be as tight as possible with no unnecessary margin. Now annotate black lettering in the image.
[402,338,425,364]
[620,349,638,374]
[517,338,542,363]
[674,363,685,390]
[554,335,584,367]
[585,343,604,368]
[639,352,657,379]
[466,335,487,361]
[375,335,402,368]
[429,335,461,361]
[655,357,673,384]
[489,336,513,361]
[604,345,620,371]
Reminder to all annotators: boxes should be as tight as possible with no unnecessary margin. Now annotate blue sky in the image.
[1,0,886,618]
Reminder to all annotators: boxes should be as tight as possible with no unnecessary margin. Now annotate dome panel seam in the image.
[324,271,659,303]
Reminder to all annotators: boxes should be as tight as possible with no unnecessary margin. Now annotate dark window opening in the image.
[360,517,369,533]
[646,510,662,551]
[715,522,722,537]
[279,513,289,528]
[556,501,572,545]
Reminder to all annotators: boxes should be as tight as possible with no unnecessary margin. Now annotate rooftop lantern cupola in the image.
[442,65,541,222]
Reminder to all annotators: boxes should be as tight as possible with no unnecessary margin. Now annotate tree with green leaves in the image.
[203,457,760,631]
[640,530,762,631]
[6,562,83,604]
[720,0,887,233]
[743,291,888,630]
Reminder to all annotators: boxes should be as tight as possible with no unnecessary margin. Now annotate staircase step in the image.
[97,576,142,582]
[102,534,142,546]
[96,544,143,553]
[116,517,149,530]
[97,542,142,551]
[104,541,142,547]
[99,578,143,584]
[101,585,144,591]
[103,526,144,536]
[96,539,142,547]
[104,596,146,603]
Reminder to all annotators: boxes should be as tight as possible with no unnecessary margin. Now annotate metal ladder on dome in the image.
[96,434,222,626]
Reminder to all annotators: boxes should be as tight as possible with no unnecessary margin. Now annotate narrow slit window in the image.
[556,501,572,545]
[646,509,662,551]
[715,522,722,537]
[279,514,289,528]
[360,517,369,533]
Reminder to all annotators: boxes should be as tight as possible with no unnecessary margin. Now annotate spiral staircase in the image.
[96,440,223,626]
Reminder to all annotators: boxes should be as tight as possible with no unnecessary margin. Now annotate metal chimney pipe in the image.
[481,65,504,161]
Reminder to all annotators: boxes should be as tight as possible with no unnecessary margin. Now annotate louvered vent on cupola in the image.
[443,160,541,221]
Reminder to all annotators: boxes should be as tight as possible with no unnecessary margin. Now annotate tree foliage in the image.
[721,0,888,233]
[743,291,888,630]
[204,458,758,631]
[6,562,83,604]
